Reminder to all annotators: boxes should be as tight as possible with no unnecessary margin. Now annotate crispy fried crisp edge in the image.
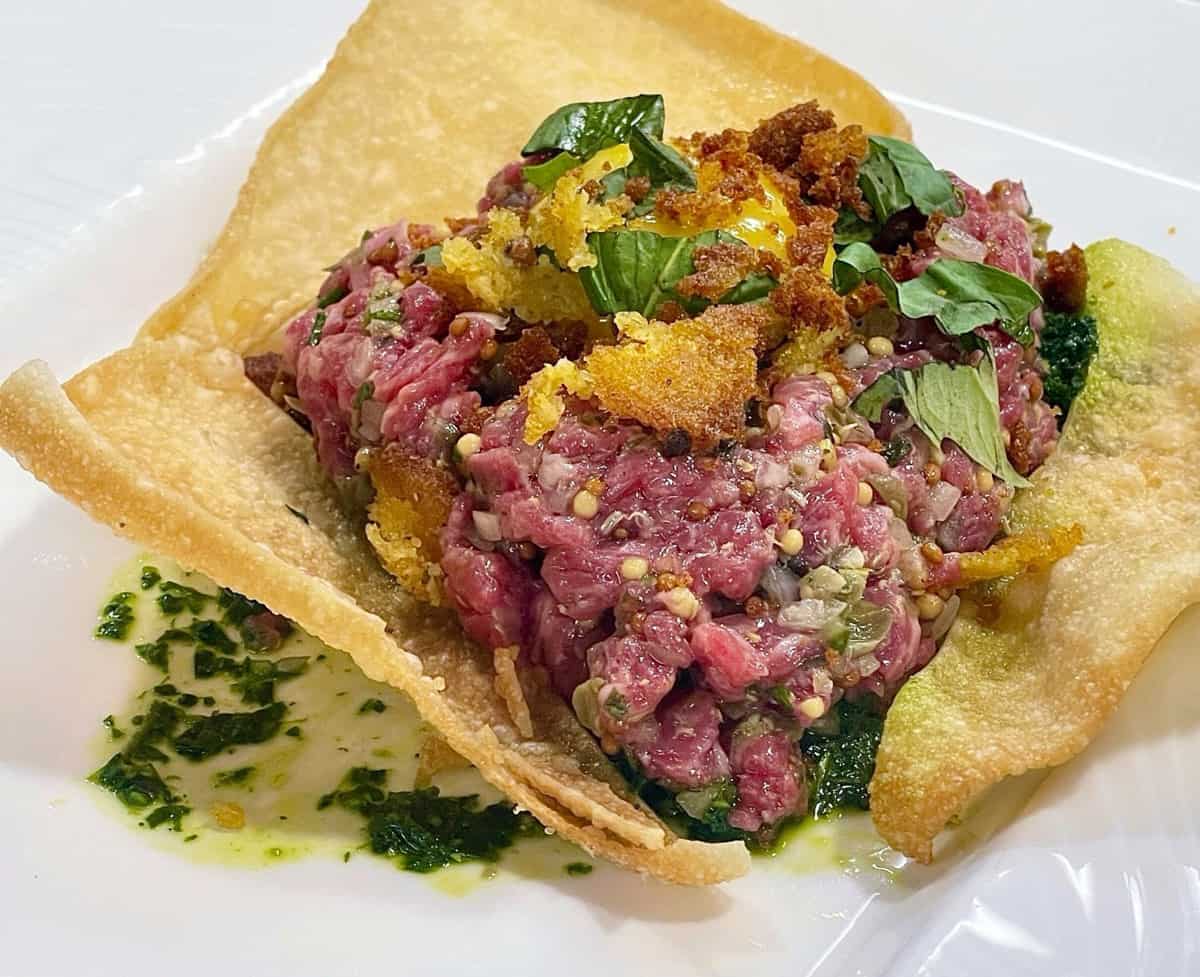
[870,240,1200,861]
[0,342,748,884]
[134,0,908,353]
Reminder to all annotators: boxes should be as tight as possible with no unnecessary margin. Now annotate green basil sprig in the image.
[521,97,695,201]
[522,153,582,192]
[599,126,695,208]
[579,228,774,318]
[521,94,665,159]
[853,358,1030,486]
[833,242,1039,346]
[834,136,962,244]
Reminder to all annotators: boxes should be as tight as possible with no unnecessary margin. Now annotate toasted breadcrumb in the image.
[365,447,458,604]
[527,144,632,271]
[522,358,596,444]
[585,307,756,444]
[439,207,595,324]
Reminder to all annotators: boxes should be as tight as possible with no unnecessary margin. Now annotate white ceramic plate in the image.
[2,3,1199,975]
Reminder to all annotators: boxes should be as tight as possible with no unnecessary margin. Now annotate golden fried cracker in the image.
[0,340,748,883]
[871,240,1200,861]
[136,0,908,353]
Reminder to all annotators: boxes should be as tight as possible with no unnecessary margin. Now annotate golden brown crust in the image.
[0,341,748,884]
[586,307,758,445]
[871,240,1200,861]
[134,0,908,354]
[675,241,759,302]
[368,445,458,562]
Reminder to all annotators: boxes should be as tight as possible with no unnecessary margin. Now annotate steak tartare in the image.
[258,95,1092,842]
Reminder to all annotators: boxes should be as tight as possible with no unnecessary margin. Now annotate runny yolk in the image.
[629,173,796,260]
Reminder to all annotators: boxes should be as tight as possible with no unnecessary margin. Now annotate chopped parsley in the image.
[156,580,212,616]
[316,284,349,309]
[124,700,184,763]
[144,803,190,831]
[565,861,594,876]
[800,699,884,818]
[95,592,136,640]
[285,505,310,524]
[140,566,162,590]
[353,380,375,409]
[1040,311,1099,422]
[212,765,257,788]
[90,753,175,809]
[612,753,749,845]
[881,436,912,467]
[193,650,307,704]
[306,310,327,346]
[357,698,386,715]
[102,715,125,740]
[172,702,287,760]
[319,767,540,873]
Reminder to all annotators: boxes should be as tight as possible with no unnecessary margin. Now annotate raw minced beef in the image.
[271,101,1071,838]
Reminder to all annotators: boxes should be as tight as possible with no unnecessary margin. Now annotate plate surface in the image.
[2,3,1198,975]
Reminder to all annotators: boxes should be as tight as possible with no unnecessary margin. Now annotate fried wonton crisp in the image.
[871,240,1200,861]
[134,0,908,354]
[0,340,748,884]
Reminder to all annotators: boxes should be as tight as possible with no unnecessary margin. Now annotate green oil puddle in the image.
[91,555,582,885]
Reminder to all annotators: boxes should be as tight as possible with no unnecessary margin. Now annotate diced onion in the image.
[866,472,909,520]
[935,223,988,263]
[811,667,834,698]
[757,458,791,489]
[887,517,914,550]
[778,598,846,632]
[928,481,962,522]
[537,451,579,509]
[357,401,384,443]
[856,654,881,677]
[598,510,626,537]
[760,564,800,606]
[928,593,961,642]
[472,510,502,542]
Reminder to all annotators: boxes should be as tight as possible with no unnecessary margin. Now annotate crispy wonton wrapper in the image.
[136,0,909,354]
[0,339,749,883]
[0,0,910,887]
[871,240,1200,861]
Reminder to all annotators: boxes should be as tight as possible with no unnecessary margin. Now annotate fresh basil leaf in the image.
[901,260,1038,345]
[851,371,901,422]
[717,272,775,306]
[860,136,962,225]
[833,243,1039,346]
[522,152,581,192]
[521,94,665,159]
[853,359,1031,486]
[580,229,698,317]
[599,126,695,213]
[833,209,876,246]
[626,126,694,190]
[833,243,902,308]
[579,229,774,318]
